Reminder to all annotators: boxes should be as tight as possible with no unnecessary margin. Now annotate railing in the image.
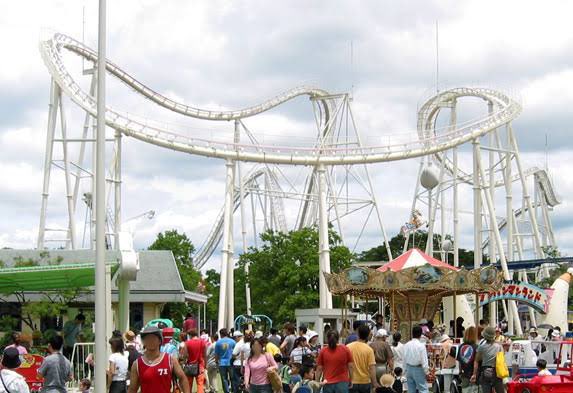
[68,342,95,389]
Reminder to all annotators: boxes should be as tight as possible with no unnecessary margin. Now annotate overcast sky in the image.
[1,0,572,270]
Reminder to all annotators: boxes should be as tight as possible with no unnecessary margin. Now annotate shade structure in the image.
[0,262,119,293]
[377,248,458,272]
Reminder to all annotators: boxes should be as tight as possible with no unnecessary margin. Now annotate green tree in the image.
[236,227,353,323]
[357,230,477,268]
[204,269,220,323]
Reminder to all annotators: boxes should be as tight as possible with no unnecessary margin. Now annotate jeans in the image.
[188,368,206,393]
[249,383,273,393]
[350,383,371,393]
[323,381,350,393]
[443,374,452,393]
[406,366,428,393]
[232,365,243,393]
[220,366,233,393]
[109,381,127,393]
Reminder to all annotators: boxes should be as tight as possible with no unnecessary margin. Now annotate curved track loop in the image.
[40,34,522,166]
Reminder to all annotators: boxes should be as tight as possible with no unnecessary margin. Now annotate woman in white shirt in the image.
[0,347,30,393]
[290,337,311,364]
[107,337,129,393]
[391,332,404,370]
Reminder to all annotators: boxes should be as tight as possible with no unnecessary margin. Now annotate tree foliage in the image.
[235,227,353,323]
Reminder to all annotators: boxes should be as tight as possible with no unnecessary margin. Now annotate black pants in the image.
[63,345,74,360]
[350,383,371,393]
[109,380,127,393]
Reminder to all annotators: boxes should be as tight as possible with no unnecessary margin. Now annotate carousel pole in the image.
[453,290,457,338]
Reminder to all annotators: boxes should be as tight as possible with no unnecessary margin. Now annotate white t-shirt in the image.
[109,351,129,381]
[232,340,250,366]
[0,369,30,393]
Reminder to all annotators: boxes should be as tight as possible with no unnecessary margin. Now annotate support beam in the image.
[94,0,108,391]
[218,159,235,329]
[475,143,523,335]
[488,101,497,327]
[38,79,59,249]
[317,164,332,309]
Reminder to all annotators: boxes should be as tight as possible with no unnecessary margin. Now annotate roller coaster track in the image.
[481,168,560,250]
[193,166,287,269]
[40,34,522,166]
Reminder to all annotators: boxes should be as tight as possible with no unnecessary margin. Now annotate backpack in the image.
[457,344,476,377]
[127,346,141,373]
[295,381,313,393]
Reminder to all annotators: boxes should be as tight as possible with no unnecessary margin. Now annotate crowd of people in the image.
[0,312,569,393]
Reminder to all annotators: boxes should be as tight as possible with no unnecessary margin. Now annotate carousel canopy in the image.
[377,248,458,273]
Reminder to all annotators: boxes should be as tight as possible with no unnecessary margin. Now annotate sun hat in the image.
[419,319,428,325]
[124,330,136,342]
[375,328,388,338]
[254,331,263,339]
[482,326,496,341]
[529,327,538,334]
[2,347,21,369]
[308,331,319,341]
[439,334,451,343]
[233,330,244,338]
[380,373,395,388]
[552,330,560,337]
[140,325,163,341]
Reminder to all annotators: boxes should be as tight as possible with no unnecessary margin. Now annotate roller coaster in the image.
[36,32,559,333]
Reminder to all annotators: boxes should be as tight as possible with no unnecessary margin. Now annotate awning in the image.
[377,248,458,273]
[0,262,119,293]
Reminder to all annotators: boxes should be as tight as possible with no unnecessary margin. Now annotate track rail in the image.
[40,34,522,166]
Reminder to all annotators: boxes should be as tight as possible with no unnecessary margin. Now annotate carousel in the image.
[324,248,504,339]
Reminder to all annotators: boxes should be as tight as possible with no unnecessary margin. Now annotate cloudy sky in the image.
[1,0,572,270]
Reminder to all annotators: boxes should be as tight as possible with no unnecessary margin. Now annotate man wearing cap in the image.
[231,330,250,393]
[528,327,541,355]
[129,326,190,393]
[0,347,30,393]
[369,328,394,380]
[470,326,503,393]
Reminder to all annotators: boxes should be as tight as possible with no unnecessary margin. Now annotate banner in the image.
[479,281,551,313]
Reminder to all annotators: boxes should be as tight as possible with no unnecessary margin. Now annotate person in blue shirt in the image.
[215,328,236,393]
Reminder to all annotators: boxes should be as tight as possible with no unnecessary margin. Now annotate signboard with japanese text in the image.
[479,281,552,313]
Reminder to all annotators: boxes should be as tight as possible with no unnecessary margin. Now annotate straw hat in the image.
[124,330,136,342]
[380,373,395,388]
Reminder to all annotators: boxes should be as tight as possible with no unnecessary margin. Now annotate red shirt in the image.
[137,353,172,393]
[185,338,206,369]
[317,345,353,384]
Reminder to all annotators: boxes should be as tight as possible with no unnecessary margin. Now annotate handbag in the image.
[265,353,283,392]
[184,363,200,377]
[495,351,509,379]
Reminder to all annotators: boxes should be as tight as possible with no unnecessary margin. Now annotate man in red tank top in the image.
[129,326,190,393]
[180,329,207,393]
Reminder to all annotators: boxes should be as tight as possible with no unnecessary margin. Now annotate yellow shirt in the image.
[347,341,375,384]
[266,342,281,357]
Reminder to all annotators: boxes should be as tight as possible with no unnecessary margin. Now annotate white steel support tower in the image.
[406,89,559,335]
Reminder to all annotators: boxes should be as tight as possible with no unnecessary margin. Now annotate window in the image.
[130,303,144,331]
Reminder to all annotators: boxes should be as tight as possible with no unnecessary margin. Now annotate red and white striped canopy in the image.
[377,248,459,273]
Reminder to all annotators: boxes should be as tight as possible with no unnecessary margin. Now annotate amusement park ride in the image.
[36,31,565,342]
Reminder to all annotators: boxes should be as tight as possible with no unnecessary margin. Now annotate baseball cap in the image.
[233,330,244,337]
[375,329,388,338]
